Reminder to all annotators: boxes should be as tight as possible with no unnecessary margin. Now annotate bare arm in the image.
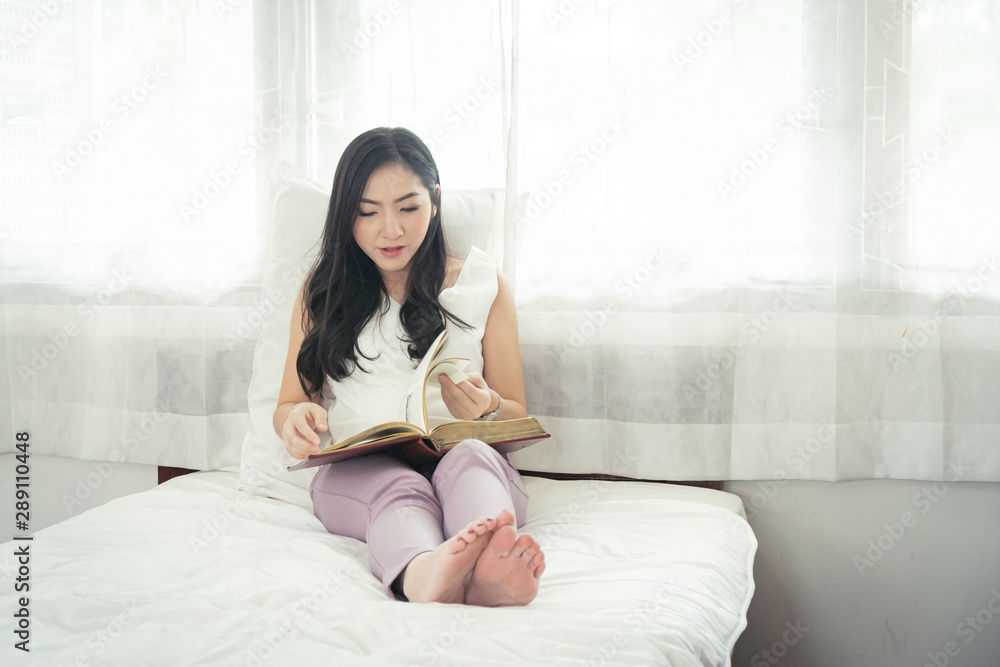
[438,267,528,420]
[274,284,329,458]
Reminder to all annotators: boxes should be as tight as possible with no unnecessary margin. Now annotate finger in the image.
[463,373,487,389]
[456,386,483,419]
[451,380,491,415]
[287,443,307,459]
[439,385,473,420]
[440,376,474,409]
[284,434,312,459]
[449,378,479,401]
[312,403,329,431]
[294,432,319,456]
[306,403,328,431]
[293,417,321,446]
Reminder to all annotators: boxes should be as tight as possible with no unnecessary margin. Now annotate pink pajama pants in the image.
[309,439,529,600]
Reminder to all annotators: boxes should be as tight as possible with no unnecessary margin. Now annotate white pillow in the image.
[237,160,509,508]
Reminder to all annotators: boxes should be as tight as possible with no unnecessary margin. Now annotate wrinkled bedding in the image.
[0,470,756,666]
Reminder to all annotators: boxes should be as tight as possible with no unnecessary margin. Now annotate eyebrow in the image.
[360,192,419,205]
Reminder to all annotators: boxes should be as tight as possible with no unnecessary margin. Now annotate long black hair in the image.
[296,127,469,398]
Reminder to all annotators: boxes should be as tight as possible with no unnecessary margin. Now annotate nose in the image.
[381,212,404,239]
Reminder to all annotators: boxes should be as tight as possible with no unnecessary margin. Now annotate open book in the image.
[287,329,550,471]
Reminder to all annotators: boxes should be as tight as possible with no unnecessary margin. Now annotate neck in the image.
[381,270,408,303]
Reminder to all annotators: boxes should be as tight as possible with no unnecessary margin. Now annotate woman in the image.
[273,127,545,605]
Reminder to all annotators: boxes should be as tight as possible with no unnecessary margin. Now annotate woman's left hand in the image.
[438,372,496,420]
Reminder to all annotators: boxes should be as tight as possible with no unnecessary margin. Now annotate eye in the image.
[358,211,376,217]
[401,206,419,213]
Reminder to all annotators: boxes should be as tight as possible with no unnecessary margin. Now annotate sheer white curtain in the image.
[0,0,514,468]
[510,0,1000,482]
[1,0,267,468]
[3,0,998,481]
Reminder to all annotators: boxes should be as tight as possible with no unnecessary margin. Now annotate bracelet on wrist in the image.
[475,389,502,421]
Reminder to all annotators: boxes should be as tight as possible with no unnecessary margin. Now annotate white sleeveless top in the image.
[323,246,499,442]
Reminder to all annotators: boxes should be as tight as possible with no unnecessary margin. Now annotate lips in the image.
[379,246,404,258]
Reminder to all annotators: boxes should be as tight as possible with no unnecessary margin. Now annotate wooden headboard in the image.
[157,466,722,491]
[158,466,200,485]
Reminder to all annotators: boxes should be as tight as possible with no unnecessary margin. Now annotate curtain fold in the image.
[506,0,1000,482]
[3,0,998,481]
[2,0,265,469]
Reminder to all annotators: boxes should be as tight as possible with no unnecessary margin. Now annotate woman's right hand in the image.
[281,402,329,459]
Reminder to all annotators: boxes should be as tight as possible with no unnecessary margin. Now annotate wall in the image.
[727,479,1000,667]
[0,453,156,534]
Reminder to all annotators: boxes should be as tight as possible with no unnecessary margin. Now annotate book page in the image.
[398,329,449,432]
[428,417,548,448]
[425,359,469,387]
[322,422,424,453]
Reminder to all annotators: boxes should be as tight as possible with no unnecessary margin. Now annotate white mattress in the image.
[0,470,756,666]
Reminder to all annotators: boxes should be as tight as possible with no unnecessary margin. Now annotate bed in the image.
[1,467,754,666]
[1,162,756,665]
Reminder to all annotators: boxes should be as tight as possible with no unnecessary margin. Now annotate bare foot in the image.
[464,523,546,607]
[401,516,498,604]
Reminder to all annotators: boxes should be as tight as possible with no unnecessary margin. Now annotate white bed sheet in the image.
[1,470,756,666]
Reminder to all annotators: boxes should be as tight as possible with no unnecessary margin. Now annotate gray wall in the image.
[1,453,156,534]
[727,479,1000,667]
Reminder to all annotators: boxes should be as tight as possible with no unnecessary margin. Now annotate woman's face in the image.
[353,162,437,291]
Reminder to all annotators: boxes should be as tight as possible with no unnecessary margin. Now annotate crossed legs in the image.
[309,439,545,605]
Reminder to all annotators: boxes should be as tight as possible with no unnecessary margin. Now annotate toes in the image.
[510,534,536,558]
[494,510,516,530]
[461,516,495,541]
[528,550,545,572]
[484,524,517,557]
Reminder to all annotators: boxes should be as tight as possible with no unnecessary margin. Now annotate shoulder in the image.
[442,255,465,291]
[492,265,512,309]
